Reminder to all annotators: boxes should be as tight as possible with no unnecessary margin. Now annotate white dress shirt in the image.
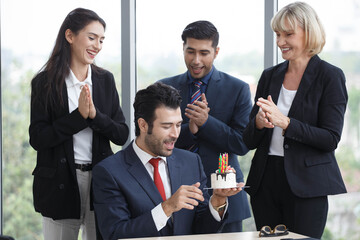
[132,140,226,231]
[269,84,297,156]
[65,67,93,164]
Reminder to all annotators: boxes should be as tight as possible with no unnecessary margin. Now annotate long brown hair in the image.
[31,8,106,109]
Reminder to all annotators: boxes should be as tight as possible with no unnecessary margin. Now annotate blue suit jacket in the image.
[243,55,347,198]
[160,67,252,222]
[92,142,225,239]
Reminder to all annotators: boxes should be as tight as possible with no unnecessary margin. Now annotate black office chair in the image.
[0,235,15,240]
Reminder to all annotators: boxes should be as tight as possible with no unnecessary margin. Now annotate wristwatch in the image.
[214,202,227,212]
[282,117,291,136]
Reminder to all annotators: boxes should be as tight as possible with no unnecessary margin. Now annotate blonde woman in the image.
[243,2,347,239]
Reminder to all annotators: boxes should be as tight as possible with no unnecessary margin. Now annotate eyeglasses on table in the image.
[259,224,289,237]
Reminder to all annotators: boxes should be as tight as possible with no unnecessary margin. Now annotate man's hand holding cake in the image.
[162,153,244,218]
[211,153,242,189]
[209,153,245,215]
[161,181,244,218]
[211,182,245,216]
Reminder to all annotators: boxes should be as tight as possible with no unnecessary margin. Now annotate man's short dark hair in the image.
[133,82,182,136]
[181,20,219,49]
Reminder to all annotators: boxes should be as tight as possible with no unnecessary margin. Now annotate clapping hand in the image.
[256,95,289,130]
[186,93,210,134]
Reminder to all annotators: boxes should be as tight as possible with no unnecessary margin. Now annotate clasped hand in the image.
[185,93,210,134]
[78,84,96,119]
[161,182,244,217]
[255,95,289,130]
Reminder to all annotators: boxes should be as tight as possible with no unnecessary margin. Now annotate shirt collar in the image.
[187,66,214,85]
[132,139,167,166]
[65,66,92,88]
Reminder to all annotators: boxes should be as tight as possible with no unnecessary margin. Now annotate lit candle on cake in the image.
[211,152,237,189]
[218,153,229,173]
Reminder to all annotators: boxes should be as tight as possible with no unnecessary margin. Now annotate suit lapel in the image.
[261,63,287,143]
[167,154,181,195]
[205,67,221,110]
[91,68,100,107]
[288,55,320,116]
[176,74,190,122]
[91,69,99,163]
[125,144,164,205]
[58,84,77,178]
[269,62,287,104]
[166,154,181,234]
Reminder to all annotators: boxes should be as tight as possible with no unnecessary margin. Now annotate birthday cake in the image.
[210,153,237,189]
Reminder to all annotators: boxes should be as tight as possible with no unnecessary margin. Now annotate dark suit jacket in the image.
[243,55,347,198]
[160,67,252,222]
[92,142,225,239]
[29,66,129,220]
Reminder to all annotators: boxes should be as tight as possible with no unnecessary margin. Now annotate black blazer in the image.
[29,66,129,220]
[243,55,347,198]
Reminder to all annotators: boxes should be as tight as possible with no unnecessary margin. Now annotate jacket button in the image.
[59,184,65,189]
[284,144,289,149]
[60,158,66,163]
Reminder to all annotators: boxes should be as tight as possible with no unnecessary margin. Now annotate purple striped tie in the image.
[188,80,202,153]
[191,81,203,104]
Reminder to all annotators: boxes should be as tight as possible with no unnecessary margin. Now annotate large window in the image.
[136,0,264,92]
[1,0,359,239]
[1,0,121,238]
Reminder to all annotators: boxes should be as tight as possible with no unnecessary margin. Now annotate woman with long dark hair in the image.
[29,8,129,239]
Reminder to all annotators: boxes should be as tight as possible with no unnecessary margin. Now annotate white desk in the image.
[121,231,308,240]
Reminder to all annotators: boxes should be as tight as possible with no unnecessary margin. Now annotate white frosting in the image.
[210,171,237,189]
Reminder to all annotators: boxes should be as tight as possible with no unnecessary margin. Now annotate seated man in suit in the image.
[92,82,245,239]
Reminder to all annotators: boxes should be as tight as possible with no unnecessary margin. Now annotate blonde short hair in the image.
[271,1,325,56]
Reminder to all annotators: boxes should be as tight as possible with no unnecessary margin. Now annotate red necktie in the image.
[149,158,166,201]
